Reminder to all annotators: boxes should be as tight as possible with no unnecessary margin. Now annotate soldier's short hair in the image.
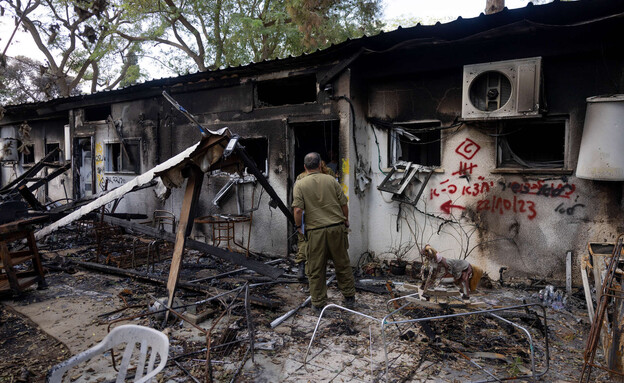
[304,152,321,170]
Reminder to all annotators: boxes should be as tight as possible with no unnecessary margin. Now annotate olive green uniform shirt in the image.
[292,172,347,230]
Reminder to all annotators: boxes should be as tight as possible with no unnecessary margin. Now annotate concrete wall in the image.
[0,118,70,205]
[359,55,624,283]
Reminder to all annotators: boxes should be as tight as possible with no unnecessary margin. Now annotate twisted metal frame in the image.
[305,302,549,382]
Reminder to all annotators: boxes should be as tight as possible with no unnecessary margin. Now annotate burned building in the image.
[1,0,624,284]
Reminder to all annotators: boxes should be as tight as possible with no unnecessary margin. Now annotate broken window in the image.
[497,119,566,169]
[256,74,317,107]
[389,121,441,167]
[239,137,268,175]
[377,162,433,205]
[22,144,35,165]
[84,105,111,121]
[105,139,140,174]
[45,143,61,163]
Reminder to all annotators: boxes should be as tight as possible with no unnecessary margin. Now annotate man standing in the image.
[294,160,336,280]
[292,152,355,310]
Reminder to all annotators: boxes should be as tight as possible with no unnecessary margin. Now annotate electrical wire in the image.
[370,123,387,175]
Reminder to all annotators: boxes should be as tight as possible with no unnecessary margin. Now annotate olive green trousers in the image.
[295,233,308,264]
[305,225,355,307]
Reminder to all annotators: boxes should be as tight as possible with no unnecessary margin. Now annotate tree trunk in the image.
[485,0,505,15]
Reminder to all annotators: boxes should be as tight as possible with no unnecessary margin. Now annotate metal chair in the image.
[153,210,176,233]
[47,324,169,383]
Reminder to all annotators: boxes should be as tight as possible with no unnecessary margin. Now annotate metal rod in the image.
[188,259,282,283]
[162,91,208,136]
[271,275,336,328]
[450,345,502,382]
[174,360,201,383]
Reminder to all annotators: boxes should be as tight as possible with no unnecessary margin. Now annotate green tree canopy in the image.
[116,0,383,74]
[0,0,383,103]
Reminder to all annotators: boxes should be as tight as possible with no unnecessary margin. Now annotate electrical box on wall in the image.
[462,57,541,120]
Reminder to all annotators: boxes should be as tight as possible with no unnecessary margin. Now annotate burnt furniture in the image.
[0,216,48,295]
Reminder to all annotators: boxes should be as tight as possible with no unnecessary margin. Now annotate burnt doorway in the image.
[73,137,94,199]
[291,120,340,179]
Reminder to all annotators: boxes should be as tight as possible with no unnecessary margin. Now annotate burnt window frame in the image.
[22,144,35,165]
[84,105,112,122]
[239,137,269,176]
[45,142,61,163]
[104,138,141,174]
[388,120,442,168]
[255,74,318,108]
[494,117,570,173]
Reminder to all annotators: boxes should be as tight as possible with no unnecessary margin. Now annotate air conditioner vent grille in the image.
[462,57,541,120]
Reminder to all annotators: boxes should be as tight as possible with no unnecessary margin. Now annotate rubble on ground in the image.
[0,219,612,382]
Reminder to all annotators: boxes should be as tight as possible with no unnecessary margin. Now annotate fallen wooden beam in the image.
[34,141,204,240]
[100,215,284,280]
[25,162,71,192]
[71,260,279,308]
[581,257,595,324]
[0,147,61,195]
[18,185,45,211]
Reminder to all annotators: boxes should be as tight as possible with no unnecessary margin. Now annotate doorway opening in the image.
[291,120,340,180]
[73,137,94,199]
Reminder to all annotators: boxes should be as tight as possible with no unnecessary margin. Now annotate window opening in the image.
[22,144,35,164]
[389,121,441,167]
[105,139,140,173]
[45,143,61,163]
[257,74,317,107]
[239,137,268,175]
[84,105,111,121]
[497,119,565,169]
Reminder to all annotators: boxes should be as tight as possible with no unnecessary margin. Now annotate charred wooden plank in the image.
[101,215,284,279]
[71,260,279,308]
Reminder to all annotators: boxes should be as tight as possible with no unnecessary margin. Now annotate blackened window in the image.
[256,75,317,107]
[84,105,111,121]
[45,143,61,162]
[389,121,441,167]
[22,144,35,164]
[497,119,565,169]
[105,140,140,173]
[239,137,268,174]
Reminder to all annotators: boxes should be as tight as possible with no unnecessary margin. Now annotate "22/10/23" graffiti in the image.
[477,195,537,220]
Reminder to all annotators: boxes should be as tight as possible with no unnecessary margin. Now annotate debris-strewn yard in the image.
[0,221,610,382]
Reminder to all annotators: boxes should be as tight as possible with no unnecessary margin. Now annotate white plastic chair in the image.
[47,324,169,383]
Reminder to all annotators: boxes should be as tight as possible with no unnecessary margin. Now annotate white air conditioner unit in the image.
[462,57,541,120]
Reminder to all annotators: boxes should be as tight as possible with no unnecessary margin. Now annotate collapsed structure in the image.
[1,0,624,380]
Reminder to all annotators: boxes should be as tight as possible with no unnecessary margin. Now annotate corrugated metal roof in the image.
[3,0,623,114]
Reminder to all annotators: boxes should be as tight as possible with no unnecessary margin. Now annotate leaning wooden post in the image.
[165,165,204,322]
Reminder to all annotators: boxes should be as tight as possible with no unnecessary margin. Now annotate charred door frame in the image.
[287,117,341,252]
[72,135,96,200]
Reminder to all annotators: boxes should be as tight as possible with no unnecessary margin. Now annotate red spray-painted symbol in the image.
[440,200,466,214]
[455,138,481,160]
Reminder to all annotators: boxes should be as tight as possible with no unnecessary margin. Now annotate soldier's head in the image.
[304,152,321,171]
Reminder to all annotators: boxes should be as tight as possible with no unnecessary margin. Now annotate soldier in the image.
[294,160,336,280]
[292,152,355,310]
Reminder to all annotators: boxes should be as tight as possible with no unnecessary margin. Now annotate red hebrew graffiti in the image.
[440,200,466,214]
[455,138,481,160]
[430,180,494,200]
[476,195,537,220]
[501,181,576,199]
[452,161,478,176]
